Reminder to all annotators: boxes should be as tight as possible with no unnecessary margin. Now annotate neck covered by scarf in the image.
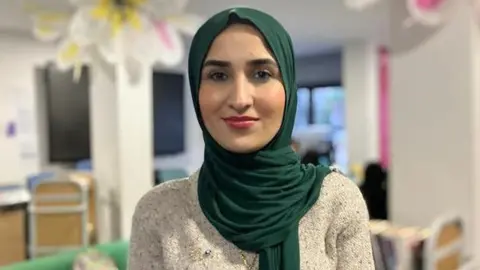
[188,7,331,270]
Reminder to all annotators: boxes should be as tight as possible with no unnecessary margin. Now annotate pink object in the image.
[378,47,390,168]
[154,21,174,50]
[416,0,443,10]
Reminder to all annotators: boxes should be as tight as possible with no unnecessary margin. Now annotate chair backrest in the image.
[423,214,464,270]
[26,172,56,191]
[29,179,89,258]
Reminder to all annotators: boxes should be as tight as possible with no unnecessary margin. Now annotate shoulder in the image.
[128,174,199,268]
[132,173,198,225]
[321,169,366,207]
[318,170,375,268]
[318,170,369,227]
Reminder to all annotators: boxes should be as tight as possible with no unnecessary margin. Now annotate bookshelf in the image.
[370,214,473,270]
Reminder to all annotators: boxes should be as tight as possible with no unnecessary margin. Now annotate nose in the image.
[228,75,253,113]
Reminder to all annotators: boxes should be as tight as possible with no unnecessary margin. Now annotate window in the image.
[294,88,310,130]
[312,86,344,126]
[294,85,344,127]
[293,85,347,171]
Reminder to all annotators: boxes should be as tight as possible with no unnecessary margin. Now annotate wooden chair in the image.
[423,214,464,270]
[69,172,97,244]
[28,179,89,258]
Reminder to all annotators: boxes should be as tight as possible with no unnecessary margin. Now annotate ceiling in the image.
[0,0,388,56]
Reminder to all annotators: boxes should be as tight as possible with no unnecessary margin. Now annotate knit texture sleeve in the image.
[127,190,164,270]
[333,173,375,269]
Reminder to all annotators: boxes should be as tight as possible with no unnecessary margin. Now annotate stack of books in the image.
[369,220,431,270]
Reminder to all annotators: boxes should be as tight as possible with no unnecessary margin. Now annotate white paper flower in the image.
[56,38,88,70]
[31,13,70,42]
[26,0,203,84]
[404,0,456,27]
[25,1,70,43]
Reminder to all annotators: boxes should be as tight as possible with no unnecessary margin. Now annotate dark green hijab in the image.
[188,7,331,270]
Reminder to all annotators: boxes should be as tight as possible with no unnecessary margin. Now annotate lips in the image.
[222,116,259,129]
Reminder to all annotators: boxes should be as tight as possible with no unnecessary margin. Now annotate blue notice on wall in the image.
[5,121,16,138]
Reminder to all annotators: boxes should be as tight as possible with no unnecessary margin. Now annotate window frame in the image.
[297,81,342,125]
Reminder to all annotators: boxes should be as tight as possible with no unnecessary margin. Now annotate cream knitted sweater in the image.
[128,170,374,270]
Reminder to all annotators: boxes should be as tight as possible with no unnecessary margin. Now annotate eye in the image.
[253,70,272,81]
[208,71,229,82]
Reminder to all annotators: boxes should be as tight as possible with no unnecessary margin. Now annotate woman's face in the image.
[199,24,285,153]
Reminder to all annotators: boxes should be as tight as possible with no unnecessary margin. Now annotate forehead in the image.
[205,24,275,61]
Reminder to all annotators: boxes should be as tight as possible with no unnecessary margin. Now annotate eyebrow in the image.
[203,58,278,68]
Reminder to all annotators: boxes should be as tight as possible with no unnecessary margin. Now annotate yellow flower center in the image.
[90,0,146,36]
[60,42,80,61]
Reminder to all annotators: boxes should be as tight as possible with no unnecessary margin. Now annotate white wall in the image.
[342,42,380,168]
[0,32,54,185]
[389,0,480,256]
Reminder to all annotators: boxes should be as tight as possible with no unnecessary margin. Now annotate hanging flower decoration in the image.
[403,0,455,27]
[26,0,203,83]
[345,0,462,29]
[344,0,381,11]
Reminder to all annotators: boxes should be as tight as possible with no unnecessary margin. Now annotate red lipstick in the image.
[222,116,259,129]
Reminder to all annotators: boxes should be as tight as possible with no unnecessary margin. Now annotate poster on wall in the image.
[4,87,40,178]
[15,93,38,162]
[5,121,16,138]
[1,90,14,139]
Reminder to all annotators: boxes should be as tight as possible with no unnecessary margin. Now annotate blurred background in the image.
[0,0,478,269]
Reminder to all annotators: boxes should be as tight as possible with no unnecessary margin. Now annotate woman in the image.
[128,7,373,270]
[360,162,388,220]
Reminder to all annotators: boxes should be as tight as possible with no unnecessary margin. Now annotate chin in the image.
[220,139,265,154]
[226,146,259,154]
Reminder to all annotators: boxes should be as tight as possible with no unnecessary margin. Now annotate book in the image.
[369,220,431,270]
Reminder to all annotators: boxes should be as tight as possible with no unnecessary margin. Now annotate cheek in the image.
[255,86,285,120]
[199,86,223,121]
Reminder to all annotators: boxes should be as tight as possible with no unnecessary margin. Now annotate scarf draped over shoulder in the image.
[188,7,332,270]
